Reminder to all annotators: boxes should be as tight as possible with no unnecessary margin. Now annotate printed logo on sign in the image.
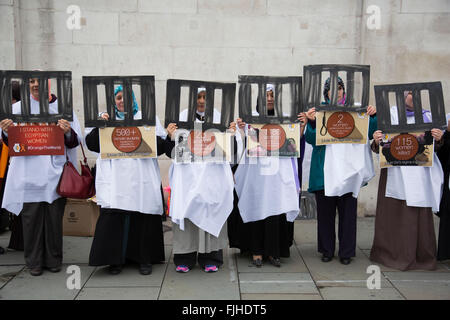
[13,143,21,153]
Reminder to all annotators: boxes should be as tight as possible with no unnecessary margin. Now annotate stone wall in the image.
[1,0,449,215]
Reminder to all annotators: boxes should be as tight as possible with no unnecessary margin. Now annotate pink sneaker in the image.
[176,265,190,273]
[204,265,218,273]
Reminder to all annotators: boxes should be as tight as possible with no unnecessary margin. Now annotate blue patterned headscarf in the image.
[114,85,139,119]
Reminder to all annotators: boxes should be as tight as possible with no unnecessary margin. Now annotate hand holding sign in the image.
[306,108,316,121]
[431,128,443,142]
[367,105,377,116]
[236,118,245,130]
[57,119,71,134]
[373,130,383,145]
[0,119,13,133]
[228,122,237,133]
[166,123,178,139]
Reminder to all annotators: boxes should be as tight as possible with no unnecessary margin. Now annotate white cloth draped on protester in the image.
[234,122,300,223]
[321,115,375,198]
[323,142,375,198]
[168,108,234,237]
[85,113,167,215]
[1,97,82,215]
[385,106,444,212]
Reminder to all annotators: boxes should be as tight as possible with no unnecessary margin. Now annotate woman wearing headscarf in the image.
[370,92,445,270]
[167,87,236,273]
[85,85,174,275]
[305,77,377,265]
[437,114,450,261]
[0,77,82,276]
[227,84,304,267]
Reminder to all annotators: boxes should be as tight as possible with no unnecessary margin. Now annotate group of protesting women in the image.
[0,76,449,277]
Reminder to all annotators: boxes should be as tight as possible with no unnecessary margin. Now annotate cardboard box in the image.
[63,198,100,237]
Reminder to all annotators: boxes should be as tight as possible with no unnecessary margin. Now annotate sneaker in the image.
[204,265,218,273]
[176,265,190,273]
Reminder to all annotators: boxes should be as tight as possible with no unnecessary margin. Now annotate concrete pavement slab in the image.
[0,230,11,241]
[356,218,375,250]
[0,249,25,266]
[320,286,404,300]
[0,265,24,290]
[84,262,169,288]
[0,264,95,300]
[297,244,391,288]
[293,219,316,244]
[234,245,308,273]
[361,249,450,273]
[239,272,318,295]
[76,287,160,300]
[294,218,376,250]
[63,236,93,264]
[83,247,171,289]
[159,248,240,300]
[241,293,322,300]
[383,271,450,300]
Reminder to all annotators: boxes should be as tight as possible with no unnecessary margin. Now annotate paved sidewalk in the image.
[0,217,449,300]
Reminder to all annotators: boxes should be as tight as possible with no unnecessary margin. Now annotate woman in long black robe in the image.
[437,120,450,261]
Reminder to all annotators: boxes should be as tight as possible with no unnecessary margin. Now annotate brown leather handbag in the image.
[57,143,95,199]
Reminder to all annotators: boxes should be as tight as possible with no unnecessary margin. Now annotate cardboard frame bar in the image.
[374,81,446,133]
[83,76,156,127]
[238,75,302,124]
[0,70,73,122]
[303,64,370,112]
[164,79,235,131]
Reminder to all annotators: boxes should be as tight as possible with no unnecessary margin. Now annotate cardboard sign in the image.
[174,129,232,163]
[99,126,156,159]
[379,131,434,168]
[246,123,301,157]
[316,111,369,145]
[7,124,64,156]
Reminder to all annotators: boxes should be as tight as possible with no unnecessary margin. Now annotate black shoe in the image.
[29,267,43,276]
[139,264,152,275]
[340,258,351,265]
[268,257,281,267]
[108,264,123,275]
[0,246,5,255]
[252,258,263,268]
[321,255,333,263]
[47,266,61,273]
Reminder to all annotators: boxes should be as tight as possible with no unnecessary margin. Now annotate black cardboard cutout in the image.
[238,75,302,124]
[374,81,446,133]
[164,79,235,131]
[303,64,370,112]
[0,70,73,122]
[83,76,156,127]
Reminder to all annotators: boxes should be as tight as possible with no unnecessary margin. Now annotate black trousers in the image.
[89,208,165,266]
[173,250,223,269]
[21,198,66,269]
[315,190,357,259]
[8,213,24,251]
